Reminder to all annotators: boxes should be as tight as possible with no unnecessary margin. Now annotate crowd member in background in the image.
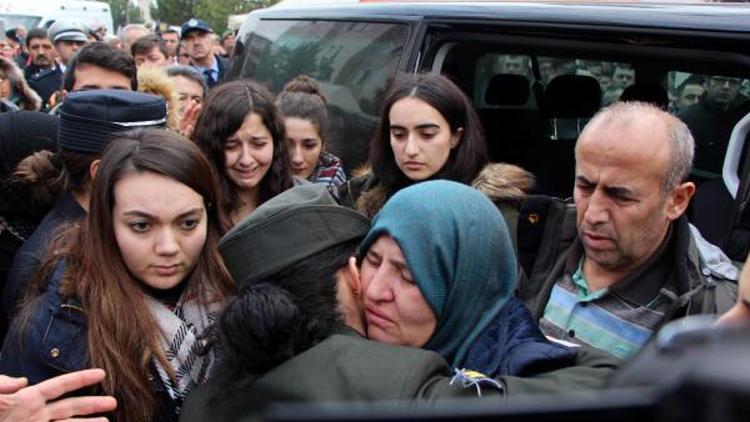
[192,80,293,226]
[359,180,618,391]
[0,369,116,420]
[161,28,181,65]
[181,19,228,89]
[339,72,488,219]
[220,30,236,59]
[119,24,150,55]
[3,28,22,63]
[277,75,347,190]
[166,65,207,137]
[679,75,750,172]
[0,56,41,111]
[176,43,191,66]
[210,33,226,58]
[0,112,58,342]
[23,28,61,110]
[1,129,235,422]
[90,22,107,41]
[105,34,123,51]
[181,184,506,422]
[167,65,207,118]
[49,42,137,110]
[47,19,88,69]
[3,90,168,320]
[137,67,181,131]
[131,34,169,69]
[0,33,12,60]
[672,76,705,112]
[610,64,635,90]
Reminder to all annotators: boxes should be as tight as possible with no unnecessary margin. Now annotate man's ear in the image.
[346,256,362,296]
[666,181,696,220]
[89,159,101,181]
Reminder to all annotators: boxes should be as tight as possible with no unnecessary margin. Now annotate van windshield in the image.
[240,19,409,171]
[0,14,42,30]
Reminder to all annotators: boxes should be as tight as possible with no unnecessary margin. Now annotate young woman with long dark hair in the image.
[192,80,294,226]
[1,129,235,422]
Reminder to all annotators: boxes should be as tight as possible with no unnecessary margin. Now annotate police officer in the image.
[180,18,228,89]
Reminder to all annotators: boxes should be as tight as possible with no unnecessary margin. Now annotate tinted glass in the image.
[240,19,409,172]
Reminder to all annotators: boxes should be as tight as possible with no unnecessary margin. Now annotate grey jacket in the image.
[518,212,738,328]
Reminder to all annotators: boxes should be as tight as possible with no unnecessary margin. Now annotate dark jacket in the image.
[463,298,577,377]
[0,261,179,421]
[678,95,750,173]
[181,329,618,422]
[25,64,63,111]
[518,213,738,330]
[180,333,501,422]
[3,194,85,318]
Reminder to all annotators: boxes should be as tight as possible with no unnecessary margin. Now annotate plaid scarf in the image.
[146,292,221,404]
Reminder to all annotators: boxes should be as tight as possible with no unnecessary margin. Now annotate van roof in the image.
[260,1,750,33]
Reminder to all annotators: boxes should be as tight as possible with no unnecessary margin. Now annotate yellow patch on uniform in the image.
[449,368,504,397]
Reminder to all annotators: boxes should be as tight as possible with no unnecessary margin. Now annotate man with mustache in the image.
[24,28,61,110]
[520,101,738,359]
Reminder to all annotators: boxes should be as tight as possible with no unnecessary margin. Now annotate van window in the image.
[242,20,408,112]
[241,19,409,170]
[670,71,750,179]
[0,15,42,29]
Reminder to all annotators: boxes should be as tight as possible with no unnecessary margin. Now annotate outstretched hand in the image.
[0,369,116,421]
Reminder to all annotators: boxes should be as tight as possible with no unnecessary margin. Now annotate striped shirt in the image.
[540,230,676,359]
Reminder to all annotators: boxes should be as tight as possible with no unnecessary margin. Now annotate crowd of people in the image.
[0,14,748,422]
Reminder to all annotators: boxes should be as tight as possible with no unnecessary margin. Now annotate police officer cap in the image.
[48,18,89,43]
[219,184,371,287]
[181,18,213,40]
[59,90,168,155]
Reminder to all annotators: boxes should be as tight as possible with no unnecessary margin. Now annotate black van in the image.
[228,1,750,258]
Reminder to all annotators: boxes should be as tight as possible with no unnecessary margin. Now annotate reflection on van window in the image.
[672,71,750,177]
[242,20,407,115]
[241,20,408,171]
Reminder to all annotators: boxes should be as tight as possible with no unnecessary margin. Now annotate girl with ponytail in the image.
[276,75,347,189]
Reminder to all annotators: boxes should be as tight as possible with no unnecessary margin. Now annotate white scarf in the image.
[146,292,221,403]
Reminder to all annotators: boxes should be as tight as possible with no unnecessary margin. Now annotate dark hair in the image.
[25,28,49,48]
[192,79,293,218]
[15,142,103,199]
[212,239,356,388]
[130,34,169,59]
[33,128,234,422]
[62,42,137,92]
[370,72,487,188]
[166,65,208,99]
[276,75,329,146]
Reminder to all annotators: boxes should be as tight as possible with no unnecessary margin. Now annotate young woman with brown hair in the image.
[0,129,235,422]
[192,79,294,226]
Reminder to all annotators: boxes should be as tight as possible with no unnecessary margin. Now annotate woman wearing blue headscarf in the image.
[359,180,617,392]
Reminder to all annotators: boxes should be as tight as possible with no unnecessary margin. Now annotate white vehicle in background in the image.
[0,0,113,35]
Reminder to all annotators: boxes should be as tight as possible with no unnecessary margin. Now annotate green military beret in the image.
[219,184,370,287]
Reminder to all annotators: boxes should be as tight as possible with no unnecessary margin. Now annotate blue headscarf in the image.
[359,180,517,367]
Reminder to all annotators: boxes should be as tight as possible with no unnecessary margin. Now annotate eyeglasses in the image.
[710,76,742,87]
